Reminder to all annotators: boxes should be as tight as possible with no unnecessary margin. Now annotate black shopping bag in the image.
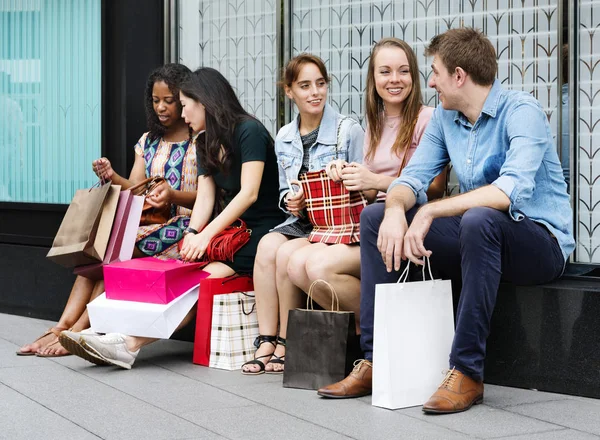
[283,280,361,390]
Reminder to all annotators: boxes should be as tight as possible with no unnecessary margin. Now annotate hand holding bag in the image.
[372,258,455,409]
[298,117,367,244]
[177,219,252,263]
[283,280,361,390]
[299,171,367,244]
[129,176,172,226]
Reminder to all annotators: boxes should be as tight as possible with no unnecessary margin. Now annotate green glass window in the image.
[0,0,101,204]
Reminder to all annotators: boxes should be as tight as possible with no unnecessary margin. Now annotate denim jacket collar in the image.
[454,79,503,126]
[280,102,338,145]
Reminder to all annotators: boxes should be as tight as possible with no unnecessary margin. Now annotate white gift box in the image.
[87,284,199,339]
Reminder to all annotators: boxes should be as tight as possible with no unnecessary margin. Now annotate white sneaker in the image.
[80,333,140,370]
[59,328,109,366]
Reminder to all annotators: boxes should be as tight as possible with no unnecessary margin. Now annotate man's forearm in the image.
[421,184,510,219]
[385,185,417,213]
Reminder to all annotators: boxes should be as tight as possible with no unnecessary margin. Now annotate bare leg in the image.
[304,244,361,333]
[241,233,289,373]
[124,262,235,352]
[18,276,95,354]
[268,239,315,372]
[37,280,106,356]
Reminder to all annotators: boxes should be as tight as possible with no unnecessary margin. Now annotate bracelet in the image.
[184,227,198,235]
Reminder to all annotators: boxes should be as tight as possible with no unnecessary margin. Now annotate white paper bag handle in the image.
[396,256,434,284]
[307,279,340,311]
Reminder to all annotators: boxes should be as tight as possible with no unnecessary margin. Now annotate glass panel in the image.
[575,0,600,263]
[0,0,101,204]
[177,0,278,136]
[290,0,560,196]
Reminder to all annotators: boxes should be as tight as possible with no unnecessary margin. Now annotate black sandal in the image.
[241,335,277,375]
[265,336,286,375]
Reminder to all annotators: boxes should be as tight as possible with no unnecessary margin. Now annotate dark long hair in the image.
[179,67,256,175]
[144,63,192,142]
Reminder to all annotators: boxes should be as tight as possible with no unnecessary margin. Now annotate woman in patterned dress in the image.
[60,67,285,370]
[241,54,365,375]
[17,63,196,357]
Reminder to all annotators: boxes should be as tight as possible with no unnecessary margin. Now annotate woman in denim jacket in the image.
[242,53,364,375]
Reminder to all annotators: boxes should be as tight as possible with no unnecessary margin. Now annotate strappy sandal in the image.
[241,335,277,376]
[35,339,73,358]
[265,336,286,375]
[16,327,67,356]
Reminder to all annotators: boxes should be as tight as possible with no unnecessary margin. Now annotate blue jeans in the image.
[359,203,565,381]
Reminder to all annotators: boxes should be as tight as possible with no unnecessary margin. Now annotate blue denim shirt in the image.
[274,103,364,227]
[389,80,574,261]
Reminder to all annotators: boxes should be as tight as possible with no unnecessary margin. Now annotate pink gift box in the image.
[104,257,209,304]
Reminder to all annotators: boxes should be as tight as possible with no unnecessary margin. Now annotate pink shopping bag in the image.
[104,257,209,304]
[74,191,143,280]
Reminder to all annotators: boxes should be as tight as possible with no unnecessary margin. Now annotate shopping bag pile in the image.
[88,258,209,338]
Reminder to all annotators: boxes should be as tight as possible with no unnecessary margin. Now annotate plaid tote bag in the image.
[209,291,259,370]
[299,170,367,244]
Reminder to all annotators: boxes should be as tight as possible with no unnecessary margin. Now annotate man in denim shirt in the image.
[317,28,574,414]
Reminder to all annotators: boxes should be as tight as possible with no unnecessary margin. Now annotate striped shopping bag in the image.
[208,291,259,370]
[299,170,367,244]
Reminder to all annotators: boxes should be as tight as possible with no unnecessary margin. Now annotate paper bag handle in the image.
[397,256,434,284]
[306,279,340,311]
[235,290,256,316]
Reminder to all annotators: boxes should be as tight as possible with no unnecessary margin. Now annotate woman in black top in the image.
[179,67,284,273]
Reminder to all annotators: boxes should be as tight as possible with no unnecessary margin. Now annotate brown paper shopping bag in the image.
[47,181,118,268]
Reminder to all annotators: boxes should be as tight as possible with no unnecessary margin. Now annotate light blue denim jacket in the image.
[275,103,365,227]
[389,80,575,261]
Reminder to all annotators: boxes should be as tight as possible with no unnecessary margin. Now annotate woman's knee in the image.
[305,251,333,282]
[286,248,309,285]
[256,233,285,267]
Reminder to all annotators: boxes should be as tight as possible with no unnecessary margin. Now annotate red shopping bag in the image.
[299,170,367,244]
[104,257,209,304]
[193,275,254,366]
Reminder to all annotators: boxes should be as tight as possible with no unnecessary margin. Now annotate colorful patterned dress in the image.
[134,132,197,259]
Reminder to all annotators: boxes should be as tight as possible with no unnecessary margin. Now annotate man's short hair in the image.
[425,28,497,86]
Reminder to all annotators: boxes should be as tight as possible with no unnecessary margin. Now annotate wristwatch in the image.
[183,227,198,236]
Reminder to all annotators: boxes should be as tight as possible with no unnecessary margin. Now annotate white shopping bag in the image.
[372,259,454,409]
[87,284,199,338]
[209,291,259,370]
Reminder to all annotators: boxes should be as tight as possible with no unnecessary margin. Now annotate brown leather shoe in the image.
[422,368,484,414]
[317,360,372,399]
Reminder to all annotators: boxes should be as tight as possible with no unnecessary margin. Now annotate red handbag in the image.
[178,219,251,263]
[299,170,367,245]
